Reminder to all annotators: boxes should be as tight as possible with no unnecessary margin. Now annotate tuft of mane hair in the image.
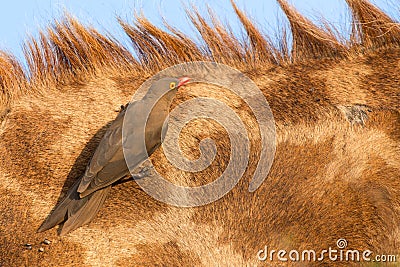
[1,0,399,113]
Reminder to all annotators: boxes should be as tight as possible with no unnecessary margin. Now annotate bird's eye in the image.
[169,82,176,90]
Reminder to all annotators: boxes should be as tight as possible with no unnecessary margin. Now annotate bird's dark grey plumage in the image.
[38,77,190,235]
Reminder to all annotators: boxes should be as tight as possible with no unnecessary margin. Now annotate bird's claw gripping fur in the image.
[115,103,129,113]
[132,165,155,179]
[338,104,371,126]
[112,165,155,187]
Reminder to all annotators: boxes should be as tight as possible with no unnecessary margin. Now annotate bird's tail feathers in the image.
[38,180,111,235]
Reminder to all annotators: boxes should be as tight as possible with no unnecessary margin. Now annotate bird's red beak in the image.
[177,77,191,88]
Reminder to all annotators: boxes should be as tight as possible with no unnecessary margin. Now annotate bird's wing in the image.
[77,107,126,193]
[77,101,150,196]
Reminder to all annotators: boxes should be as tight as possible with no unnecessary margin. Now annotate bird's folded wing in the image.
[78,147,132,197]
[77,105,128,193]
[77,100,148,196]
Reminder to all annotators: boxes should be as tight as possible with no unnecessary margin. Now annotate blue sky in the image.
[0,0,396,61]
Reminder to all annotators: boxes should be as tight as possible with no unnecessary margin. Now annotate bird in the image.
[38,76,191,235]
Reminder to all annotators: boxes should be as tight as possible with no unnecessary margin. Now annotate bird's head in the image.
[161,76,191,92]
[144,76,191,103]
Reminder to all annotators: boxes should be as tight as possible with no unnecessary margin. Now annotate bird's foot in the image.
[112,164,155,186]
[115,103,129,112]
[132,165,155,179]
[338,104,371,126]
